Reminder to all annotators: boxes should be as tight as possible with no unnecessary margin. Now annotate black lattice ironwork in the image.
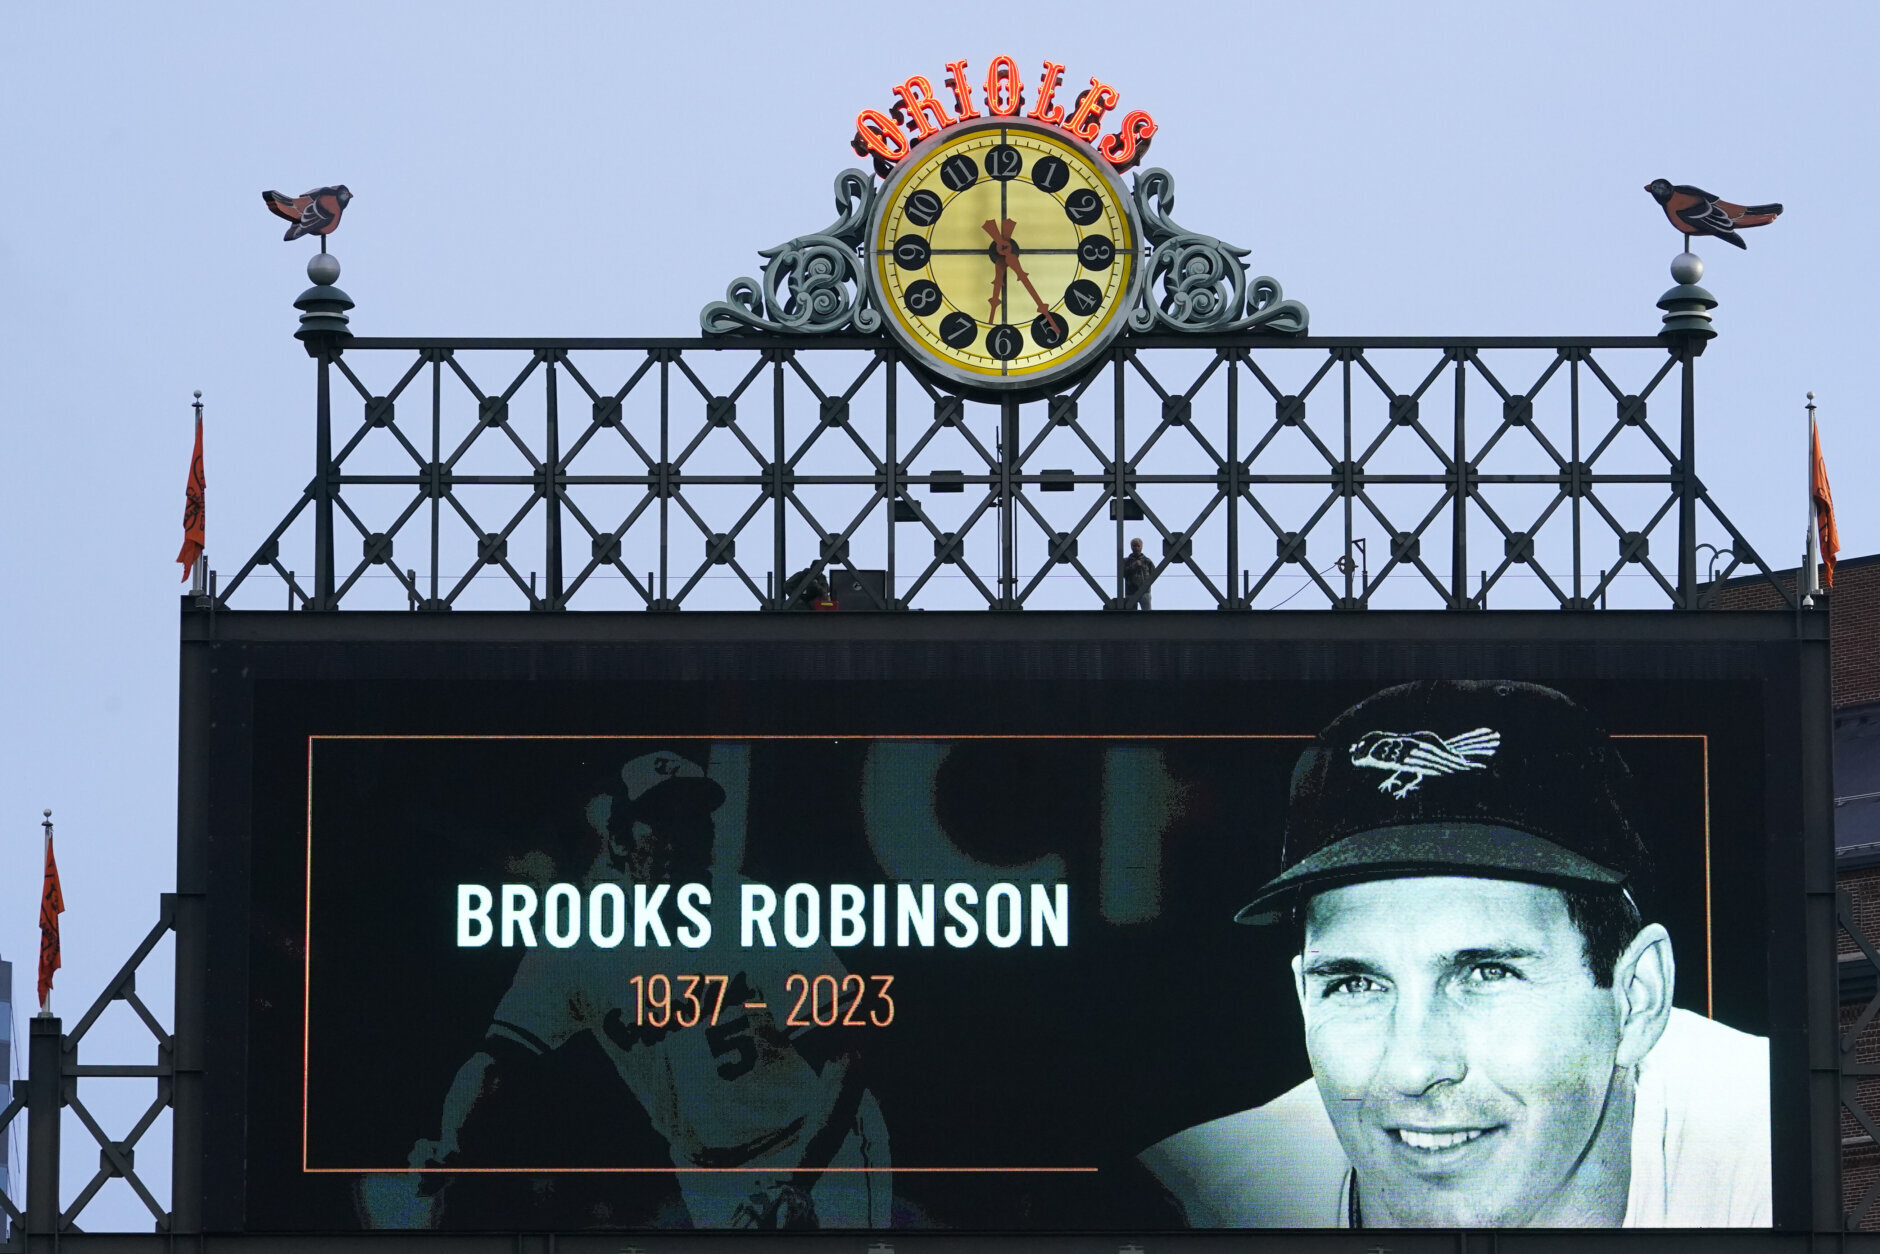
[3,899,176,1234]
[207,334,1792,615]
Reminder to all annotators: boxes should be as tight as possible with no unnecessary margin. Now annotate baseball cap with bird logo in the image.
[1236,680,1652,924]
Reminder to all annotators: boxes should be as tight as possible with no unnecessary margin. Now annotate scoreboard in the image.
[178,609,1825,1235]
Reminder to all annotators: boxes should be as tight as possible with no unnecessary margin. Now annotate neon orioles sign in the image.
[852,57,1157,175]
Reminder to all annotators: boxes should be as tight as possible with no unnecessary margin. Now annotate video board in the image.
[195,619,1815,1234]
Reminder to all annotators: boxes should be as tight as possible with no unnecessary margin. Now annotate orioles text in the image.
[853,57,1156,172]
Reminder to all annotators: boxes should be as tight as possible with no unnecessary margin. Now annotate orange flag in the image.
[177,403,205,581]
[38,819,63,1011]
[1813,418,1840,589]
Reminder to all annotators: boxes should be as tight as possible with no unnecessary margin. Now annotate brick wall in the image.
[1846,866,1880,1225]
[1708,553,1880,709]
[1715,554,1880,1222]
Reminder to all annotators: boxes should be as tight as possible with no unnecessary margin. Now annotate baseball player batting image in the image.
[364,748,892,1229]
[1140,680,1770,1228]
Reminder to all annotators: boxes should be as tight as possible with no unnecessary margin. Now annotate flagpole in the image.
[1805,393,1820,602]
[189,391,207,598]
[38,810,52,1017]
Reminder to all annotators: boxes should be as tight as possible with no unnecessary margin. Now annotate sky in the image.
[2,0,1875,1229]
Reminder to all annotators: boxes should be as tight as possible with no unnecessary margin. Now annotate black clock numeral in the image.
[1063,279,1104,316]
[1031,156,1069,195]
[1030,313,1068,349]
[1077,236,1116,270]
[894,235,931,270]
[903,280,943,317]
[1064,188,1103,226]
[939,155,979,192]
[905,189,944,228]
[986,145,1023,181]
[987,324,1024,361]
[939,312,978,350]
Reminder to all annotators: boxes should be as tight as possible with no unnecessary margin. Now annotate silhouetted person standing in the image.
[1122,538,1154,610]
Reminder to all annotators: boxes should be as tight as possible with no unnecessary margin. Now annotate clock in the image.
[868,118,1141,393]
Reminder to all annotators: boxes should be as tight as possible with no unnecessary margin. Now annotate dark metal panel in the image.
[174,607,1829,1236]
[1796,627,1843,1229]
[23,1020,59,1235]
[172,624,212,1233]
[181,604,1818,648]
[191,636,257,1231]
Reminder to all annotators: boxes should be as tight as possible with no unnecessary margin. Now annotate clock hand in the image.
[1002,253,1051,318]
[982,219,1049,318]
[983,220,1011,321]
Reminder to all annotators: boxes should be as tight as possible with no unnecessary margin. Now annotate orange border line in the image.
[307,733,1316,741]
[306,1166,1094,1175]
[302,729,1718,1174]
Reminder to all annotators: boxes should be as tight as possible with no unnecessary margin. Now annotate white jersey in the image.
[1140,1008,1769,1228]
[486,874,891,1226]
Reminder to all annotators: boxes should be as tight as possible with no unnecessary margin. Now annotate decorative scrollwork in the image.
[1128,168,1308,336]
[702,170,882,335]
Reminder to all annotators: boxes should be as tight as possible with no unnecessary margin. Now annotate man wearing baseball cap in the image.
[603,748,728,884]
[1140,680,1769,1228]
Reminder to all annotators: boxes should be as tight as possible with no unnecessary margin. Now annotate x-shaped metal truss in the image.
[2,897,177,1232]
[214,336,1792,614]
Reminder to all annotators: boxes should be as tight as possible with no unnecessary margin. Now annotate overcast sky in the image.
[3,0,1873,1227]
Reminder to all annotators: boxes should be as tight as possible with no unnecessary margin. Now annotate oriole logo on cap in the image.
[1349,727,1501,799]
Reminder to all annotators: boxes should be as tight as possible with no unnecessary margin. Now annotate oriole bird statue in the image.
[1645,180,1781,250]
[262,185,353,241]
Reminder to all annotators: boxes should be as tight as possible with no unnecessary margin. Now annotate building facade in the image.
[1710,553,1880,1221]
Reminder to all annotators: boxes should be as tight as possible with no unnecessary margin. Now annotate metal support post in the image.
[543,356,563,609]
[313,353,335,609]
[1113,355,1127,608]
[1450,355,1468,609]
[1001,397,1018,609]
[1225,355,1240,609]
[25,1018,60,1235]
[884,359,897,606]
[657,356,670,609]
[772,357,786,610]
[1677,350,1698,607]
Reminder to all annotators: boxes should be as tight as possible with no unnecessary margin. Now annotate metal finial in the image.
[194,389,202,399]
[1670,251,1704,284]
[43,809,51,818]
[307,252,341,286]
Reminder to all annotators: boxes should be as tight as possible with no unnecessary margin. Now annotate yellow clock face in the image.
[870,119,1140,391]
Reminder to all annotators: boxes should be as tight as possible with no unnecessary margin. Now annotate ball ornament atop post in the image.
[307,251,342,287]
[1657,249,1718,349]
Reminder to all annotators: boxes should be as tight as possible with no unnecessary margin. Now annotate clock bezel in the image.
[867,117,1143,396]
